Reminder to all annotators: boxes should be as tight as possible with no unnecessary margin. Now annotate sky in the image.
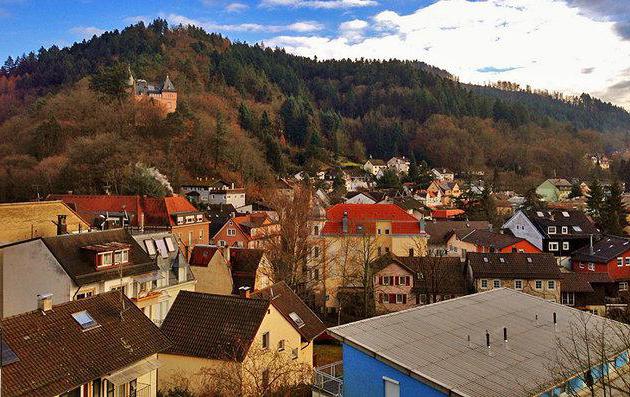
[1,0,629,109]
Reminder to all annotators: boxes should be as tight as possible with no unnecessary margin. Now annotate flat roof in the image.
[328,288,629,397]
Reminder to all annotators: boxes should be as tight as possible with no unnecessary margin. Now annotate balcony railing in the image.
[313,361,343,397]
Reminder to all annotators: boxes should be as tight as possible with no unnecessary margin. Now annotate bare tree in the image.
[535,312,630,396]
[198,342,311,397]
[412,254,459,305]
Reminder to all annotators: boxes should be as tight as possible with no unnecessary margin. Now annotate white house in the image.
[431,168,455,182]
[363,158,388,177]
[387,156,410,175]
[181,179,246,208]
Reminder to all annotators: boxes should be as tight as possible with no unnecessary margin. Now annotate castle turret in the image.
[162,75,176,92]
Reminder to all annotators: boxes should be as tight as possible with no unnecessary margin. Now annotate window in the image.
[626,258,630,266]
[548,280,556,290]
[548,226,557,234]
[549,242,559,251]
[101,252,113,267]
[76,290,94,300]
[535,280,543,290]
[514,280,523,290]
[588,263,595,271]
[480,279,488,289]
[409,248,414,257]
[573,226,583,232]
[620,282,629,292]
[313,246,320,258]
[199,229,203,239]
[196,214,203,222]
[144,240,157,256]
[383,276,390,286]
[395,294,407,304]
[562,292,575,305]
[106,381,114,397]
[262,332,270,349]
[314,226,319,235]
[385,229,390,235]
[289,312,305,328]
[493,279,501,288]
[618,258,624,267]
[72,310,99,330]
[562,242,569,251]
[377,228,382,235]
[218,240,226,247]
[383,377,400,397]
[561,226,568,234]
[92,379,101,397]
[114,251,122,264]
[227,228,236,236]
[382,293,389,303]
[291,348,298,360]
[277,339,285,351]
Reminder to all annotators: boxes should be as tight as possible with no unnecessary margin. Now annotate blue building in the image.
[327,288,630,397]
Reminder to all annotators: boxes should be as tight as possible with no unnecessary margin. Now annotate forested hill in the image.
[0,19,628,202]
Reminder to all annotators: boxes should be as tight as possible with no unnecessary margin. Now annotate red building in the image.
[445,229,540,258]
[572,236,630,284]
[211,212,280,249]
[48,194,209,257]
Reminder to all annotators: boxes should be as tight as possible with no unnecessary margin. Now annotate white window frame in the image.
[618,258,624,267]
[626,258,630,266]
[383,377,400,397]
[561,226,568,234]
[562,242,569,251]
[549,242,559,252]
[562,292,575,306]
[480,279,488,289]
[620,282,628,292]
[588,263,595,271]
[493,279,501,289]
[548,226,557,234]
[227,228,236,236]
[547,280,556,290]
[277,339,285,351]
[535,280,543,290]
[262,332,270,349]
[514,279,523,290]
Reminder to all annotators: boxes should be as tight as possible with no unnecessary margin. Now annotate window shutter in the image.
[402,294,407,304]
[378,276,383,285]
[405,276,410,286]
[389,294,396,303]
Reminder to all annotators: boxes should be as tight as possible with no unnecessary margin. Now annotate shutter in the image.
[378,293,383,303]
[389,294,396,303]
[402,294,407,304]
[378,276,383,285]
[405,276,410,286]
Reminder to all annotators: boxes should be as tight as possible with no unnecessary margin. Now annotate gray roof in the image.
[328,288,630,397]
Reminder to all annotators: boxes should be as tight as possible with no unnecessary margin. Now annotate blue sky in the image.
[1,0,629,109]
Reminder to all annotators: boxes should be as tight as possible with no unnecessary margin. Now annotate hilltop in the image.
[0,19,628,202]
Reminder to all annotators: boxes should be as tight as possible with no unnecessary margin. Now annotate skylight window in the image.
[483,257,489,263]
[155,239,169,258]
[1,338,19,367]
[289,312,305,328]
[72,310,99,330]
[572,226,582,232]
[499,258,505,263]
[562,211,570,218]
[165,237,176,252]
[144,240,156,256]
[527,257,532,263]
[536,211,544,217]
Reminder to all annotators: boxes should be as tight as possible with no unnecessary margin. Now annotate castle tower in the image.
[160,74,177,113]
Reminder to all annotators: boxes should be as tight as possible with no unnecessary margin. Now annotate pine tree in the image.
[587,179,604,222]
[569,181,582,198]
[601,181,628,235]
[522,188,546,211]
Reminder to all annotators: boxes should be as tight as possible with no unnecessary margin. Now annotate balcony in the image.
[313,361,343,397]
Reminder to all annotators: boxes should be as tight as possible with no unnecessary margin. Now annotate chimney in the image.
[139,213,145,232]
[589,234,594,255]
[486,330,492,356]
[57,215,68,235]
[342,211,349,234]
[239,286,251,298]
[553,312,558,331]
[178,263,187,283]
[223,246,231,263]
[37,293,53,312]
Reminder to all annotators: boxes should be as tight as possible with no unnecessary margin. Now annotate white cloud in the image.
[266,0,630,109]
[162,13,323,33]
[70,26,106,39]
[226,2,249,12]
[339,19,368,42]
[261,0,377,9]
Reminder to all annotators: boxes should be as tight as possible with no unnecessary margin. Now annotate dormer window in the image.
[196,214,203,222]
[99,252,113,268]
[177,216,184,224]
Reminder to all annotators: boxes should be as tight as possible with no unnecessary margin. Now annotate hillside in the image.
[0,19,628,202]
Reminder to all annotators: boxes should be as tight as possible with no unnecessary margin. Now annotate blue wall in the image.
[342,343,448,397]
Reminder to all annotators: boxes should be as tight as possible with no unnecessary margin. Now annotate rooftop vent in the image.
[499,258,505,263]
[526,257,532,263]
[37,293,53,312]
[536,211,544,217]
[483,257,489,263]
[562,211,570,218]
[72,310,99,330]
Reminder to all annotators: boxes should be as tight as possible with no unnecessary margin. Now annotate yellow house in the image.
[0,200,90,244]
[1,291,170,397]
[158,284,325,395]
[312,204,429,312]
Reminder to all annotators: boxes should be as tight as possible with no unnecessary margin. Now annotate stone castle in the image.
[127,68,177,114]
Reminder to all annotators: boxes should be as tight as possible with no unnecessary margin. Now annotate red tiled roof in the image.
[189,245,222,267]
[322,204,424,235]
[431,209,465,219]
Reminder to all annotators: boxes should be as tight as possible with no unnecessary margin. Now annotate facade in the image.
[466,252,562,302]
[180,179,246,208]
[48,194,210,257]
[188,245,233,295]
[1,291,170,397]
[158,287,324,394]
[387,156,410,175]
[328,288,630,397]
[560,271,615,315]
[535,178,572,202]
[342,168,372,192]
[1,229,163,318]
[424,220,491,256]
[314,204,429,311]
[431,168,455,182]
[345,192,377,204]
[363,159,388,177]
[0,200,90,244]
[445,229,540,259]
[372,254,466,313]
[502,209,598,265]
[128,70,177,114]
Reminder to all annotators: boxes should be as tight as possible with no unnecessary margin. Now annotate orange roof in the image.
[431,209,465,219]
[322,204,424,235]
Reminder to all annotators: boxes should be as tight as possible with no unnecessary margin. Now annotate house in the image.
[445,229,540,258]
[133,230,197,323]
[424,220,491,256]
[0,229,161,318]
[236,201,278,220]
[129,69,177,114]
[431,167,455,182]
[535,178,572,202]
[230,247,274,294]
[426,180,461,206]
[1,291,170,397]
[392,197,426,220]
[571,235,630,293]
[180,179,246,208]
[502,209,598,264]
[430,208,464,219]
[387,156,410,175]
[188,245,233,295]
[342,168,372,192]
[48,194,210,257]
[0,200,91,244]
[416,188,442,208]
[560,271,615,315]
[345,191,377,204]
[211,212,280,249]
[314,204,429,312]
[466,252,562,302]
[158,288,323,394]
[372,254,466,313]
[326,288,630,397]
[363,158,388,177]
